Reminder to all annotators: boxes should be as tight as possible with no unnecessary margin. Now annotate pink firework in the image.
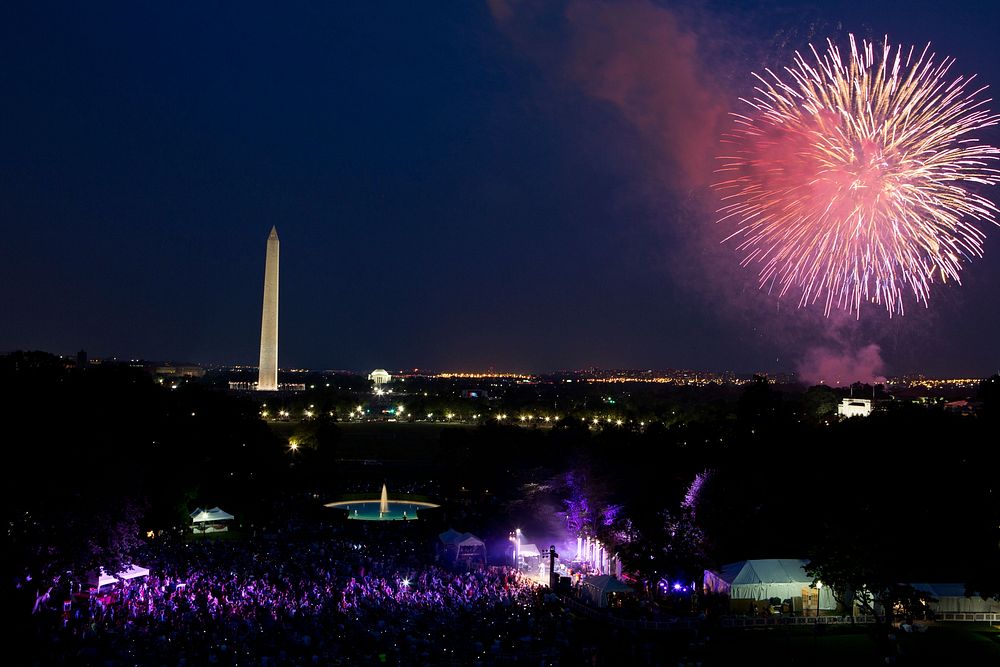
[715,34,1000,316]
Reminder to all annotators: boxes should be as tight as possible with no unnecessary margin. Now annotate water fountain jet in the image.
[325,484,439,521]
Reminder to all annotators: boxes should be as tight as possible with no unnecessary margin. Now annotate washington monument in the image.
[257,226,279,391]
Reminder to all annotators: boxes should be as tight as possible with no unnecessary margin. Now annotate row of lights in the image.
[493,413,644,427]
[262,405,648,428]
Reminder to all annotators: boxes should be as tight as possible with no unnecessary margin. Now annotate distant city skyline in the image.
[11,350,994,386]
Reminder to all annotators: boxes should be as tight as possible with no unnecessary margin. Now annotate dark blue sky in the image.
[3,1,999,377]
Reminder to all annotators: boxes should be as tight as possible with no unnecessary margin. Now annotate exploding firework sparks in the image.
[715,35,1000,316]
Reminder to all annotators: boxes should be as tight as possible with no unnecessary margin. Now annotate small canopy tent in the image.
[438,529,486,565]
[86,569,118,590]
[190,507,235,532]
[518,543,541,572]
[520,544,541,558]
[704,559,836,610]
[910,583,1000,614]
[85,564,150,590]
[438,528,463,544]
[117,564,150,580]
[580,574,635,608]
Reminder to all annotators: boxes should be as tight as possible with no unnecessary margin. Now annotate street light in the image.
[509,529,522,570]
[816,581,823,618]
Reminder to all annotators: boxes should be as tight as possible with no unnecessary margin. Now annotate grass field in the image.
[269,421,472,461]
[699,623,1000,666]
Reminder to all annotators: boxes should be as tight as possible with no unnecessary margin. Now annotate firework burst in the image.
[715,35,1000,316]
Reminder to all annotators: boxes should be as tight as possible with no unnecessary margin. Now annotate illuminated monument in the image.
[257,226,279,391]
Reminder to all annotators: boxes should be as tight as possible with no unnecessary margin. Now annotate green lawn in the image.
[270,420,472,461]
[185,527,245,542]
[897,623,1000,666]
[700,623,1000,666]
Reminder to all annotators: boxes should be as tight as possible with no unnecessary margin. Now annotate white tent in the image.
[910,583,1000,614]
[190,507,235,532]
[580,574,635,608]
[85,564,151,590]
[438,528,463,544]
[190,507,235,523]
[704,559,836,610]
[117,564,150,580]
[438,529,486,564]
[519,543,541,558]
[87,568,118,589]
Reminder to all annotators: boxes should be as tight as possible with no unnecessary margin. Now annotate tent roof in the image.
[439,528,463,544]
[85,564,151,588]
[87,568,118,588]
[716,559,814,586]
[520,543,541,557]
[190,507,235,522]
[117,564,150,580]
[910,583,974,598]
[439,529,483,547]
[582,575,634,594]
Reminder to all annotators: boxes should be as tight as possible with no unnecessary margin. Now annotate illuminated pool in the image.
[324,499,439,520]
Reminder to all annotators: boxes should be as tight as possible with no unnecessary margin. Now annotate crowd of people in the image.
[26,520,586,666]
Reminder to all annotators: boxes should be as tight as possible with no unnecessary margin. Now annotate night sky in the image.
[3,1,999,378]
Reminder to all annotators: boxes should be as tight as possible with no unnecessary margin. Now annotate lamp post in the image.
[548,545,558,589]
[509,530,521,570]
[816,581,823,618]
[515,528,521,571]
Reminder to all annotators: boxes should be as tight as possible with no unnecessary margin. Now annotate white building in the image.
[838,397,872,418]
[368,369,391,385]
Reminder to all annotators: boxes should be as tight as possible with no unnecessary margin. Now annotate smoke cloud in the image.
[489,0,728,189]
[797,343,887,386]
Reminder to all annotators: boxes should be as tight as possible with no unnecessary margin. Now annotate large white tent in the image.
[910,583,1000,614]
[704,559,836,610]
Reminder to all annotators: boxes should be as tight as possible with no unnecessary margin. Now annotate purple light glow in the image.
[682,470,710,515]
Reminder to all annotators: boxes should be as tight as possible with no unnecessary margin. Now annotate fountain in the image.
[325,484,439,521]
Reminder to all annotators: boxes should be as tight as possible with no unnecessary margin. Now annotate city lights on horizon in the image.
[80,358,994,387]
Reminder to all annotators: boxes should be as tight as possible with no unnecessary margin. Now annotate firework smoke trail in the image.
[714,35,1000,316]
